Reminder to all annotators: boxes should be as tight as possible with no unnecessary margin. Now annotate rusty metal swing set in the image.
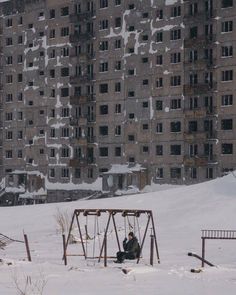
[63,209,160,266]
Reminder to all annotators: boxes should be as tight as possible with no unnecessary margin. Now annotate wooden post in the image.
[98,213,111,262]
[150,235,154,266]
[62,234,67,266]
[201,237,205,267]
[150,212,160,264]
[24,234,31,262]
[104,234,107,267]
[137,215,151,264]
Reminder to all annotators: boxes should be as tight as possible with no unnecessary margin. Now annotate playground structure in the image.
[188,229,236,269]
[63,209,160,266]
[0,233,31,262]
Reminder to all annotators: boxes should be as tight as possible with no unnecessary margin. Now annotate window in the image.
[190,26,198,38]
[6,56,13,65]
[17,55,23,63]
[142,34,148,41]
[61,7,69,16]
[18,35,23,44]
[128,134,135,141]
[143,79,149,85]
[170,29,181,40]
[50,69,55,78]
[128,91,135,97]
[128,47,134,53]
[143,101,148,108]
[221,45,233,57]
[99,83,108,93]
[115,82,121,92]
[99,147,108,157]
[221,94,233,106]
[221,119,233,130]
[100,19,109,30]
[61,88,69,97]
[128,26,135,32]
[156,32,163,42]
[17,112,23,120]
[115,17,121,28]
[115,147,121,157]
[28,23,33,29]
[6,131,13,140]
[189,73,198,85]
[128,69,134,75]
[49,29,55,39]
[156,168,164,179]
[61,47,69,57]
[99,126,108,136]
[189,121,198,132]
[6,18,12,27]
[171,99,181,109]
[222,143,234,154]
[189,2,198,15]
[190,97,198,109]
[156,100,163,110]
[61,168,69,178]
[170,52,181,63]
[170,168,181,179]
[50,128,56,138]
[170,145,181,155]
[61,128,69,137]
[18,92,23,101]
[114,39,121,49]
[142,12,149,18]
[170,76,181,86]
[6,37,13,46]
[115,61,121,70]
[171,6,181,17]
[128,3,135,9]
[156,145,163,156]
[156,77,163,88]
[61,108,69,117]
[18,16,23,25]
[39,149,44,155]
[142,57,148,63]
[170,121,181,132]
[50,149,55,158]
[74,168,81,179]
[51,89,56,98]
[115,0,121,5]
[61,27,69,36]
[50,9,55,19]
[6,75,13,84]
[221,0,233,8]
[61,67,69,77]
[100,0,108,8]
[156,123,163,133]
[18,73,23,82]
[143,124,149,130]
[222,70,233,81]
[156,9,163,19]
[6,150,13,159]
[115,104,121,113]
[115,125,121,135]
[99,41,108,51]
[100,105,108,115]
[156,55,163,65]
[190,168,197,179]
[49,49,56,58]
[18,150,23,159]
[142,146,149,153]
[189,50,198,62]
[61,147,69,158]
[221,21,233,32]
[6,94,13,102]
[206,168,213,179]
[128,113,135,119]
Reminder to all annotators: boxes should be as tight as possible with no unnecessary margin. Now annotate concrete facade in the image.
[0,0,236,201]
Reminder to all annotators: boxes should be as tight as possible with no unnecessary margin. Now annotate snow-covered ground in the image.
[1,174,236,294]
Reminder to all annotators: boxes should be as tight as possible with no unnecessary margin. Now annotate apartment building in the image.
[0,0,235,203]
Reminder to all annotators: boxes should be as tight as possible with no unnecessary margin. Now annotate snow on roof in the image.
[104,164,146,175]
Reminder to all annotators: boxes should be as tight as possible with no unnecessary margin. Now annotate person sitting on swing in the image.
[115,232,140,263]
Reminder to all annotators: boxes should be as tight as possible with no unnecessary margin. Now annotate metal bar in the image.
[111,214,121,252]
[137,214,151,264]
[24,234,32,262]
[98,213,112,262]
[150,211,160,264]
[76,214,87,259]
[201,238,205,267]
[150,235,154,266]
[104,234,107,267]
[62,234,67,265]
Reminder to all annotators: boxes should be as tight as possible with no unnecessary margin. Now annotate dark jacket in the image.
[123,237,139,257]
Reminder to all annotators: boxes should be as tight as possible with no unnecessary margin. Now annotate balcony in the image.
[206,131,217,140]
[184,35,216,48]
[69,157,87,167]
[184,108,206,118]
[87,156,96,164]
[184,84,210,96]
[70,74,95,84]
[184,132,207,142]
[69,117,78,126]
[184,155,208,167]
[206,106,217,116]
[69,31,94,43]
[87,115,96,123]
[70,10,95,23]
[87,136,96,143]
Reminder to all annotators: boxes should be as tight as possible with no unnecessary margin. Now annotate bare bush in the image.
[54,208,76,243]
[12,270,47,295]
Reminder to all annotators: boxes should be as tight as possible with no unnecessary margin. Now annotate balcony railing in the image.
[184,155,208,167]
[70,10,95,22]
[184,108,206,118]
[69,31,94,43]
[184,34,216,48]
[183,82,216,96]
[184,132,207,142]
[70,74,95,84]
